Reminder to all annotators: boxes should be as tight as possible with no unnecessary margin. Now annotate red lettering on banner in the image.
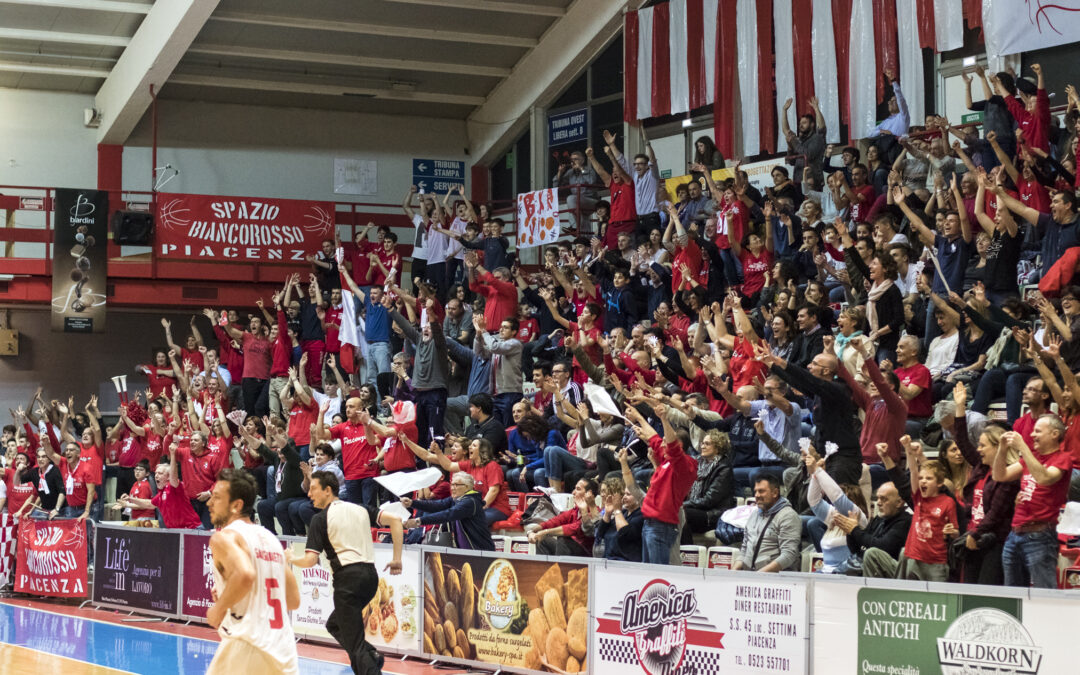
[15,519,88,598]
[156,193,334,263]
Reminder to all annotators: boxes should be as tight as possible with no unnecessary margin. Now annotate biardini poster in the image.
[51,188,108,332]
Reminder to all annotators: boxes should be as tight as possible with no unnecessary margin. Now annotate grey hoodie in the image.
[738,496,802,571]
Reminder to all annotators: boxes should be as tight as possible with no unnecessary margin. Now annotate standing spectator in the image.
[340,273,392,397]
[390,305,449,448]
[23,445,64,514]
[836,337,907,471]
[307,238,340,290]
[221,312,272,417]
[465,252,518,332]
[626,401,696,565]
[781,97,827,188]
[585,144,636,250]
[117,450,201,529]
[608,128,661,238]
[734,472,801,572]
[994,417,1072,588]
[318,398,379,507]
[473,314,523,428]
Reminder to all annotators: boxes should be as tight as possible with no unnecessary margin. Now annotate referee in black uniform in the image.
[290,471,403,675]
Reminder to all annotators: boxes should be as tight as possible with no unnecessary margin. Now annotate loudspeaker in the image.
[111,210,154,245]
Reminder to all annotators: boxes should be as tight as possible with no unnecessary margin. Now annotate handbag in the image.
[843,553,864,576]
[423,523,455,547]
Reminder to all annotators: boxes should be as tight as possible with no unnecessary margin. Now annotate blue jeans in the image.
[718,247,743,285]
[507,466,537,492]
[344,478,378,508]
[641,518,678,565]
[365,341,392,395]
[274,497,306,536]
[1003,528,1059,589]
[485,506,510,526]
[493,392,524,428]
[543,446,588,482]
[288,498,317,533]
[972,367,1035,425]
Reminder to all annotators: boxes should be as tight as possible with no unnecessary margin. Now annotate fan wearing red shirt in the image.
[366,232,401,287]
[466,253,519,329]
[730,228,774,301]
[529,478,599,557]
[3,453,35,517]
[663,204,703,293]
[540,290,602,386]
[163,317,205,373]
[124,461,157,521]
[322,287,344,357]
[893,336,933,420]
[281,369,319,462]
[994,417,1073,588]
[172,430,228,529]
[1002,63,1051,153]
[629,403,697,565]
[139,349,178,398]
[222,314,273,417]
[343,224,383,287]
[430,438,511,526]
[842,165,877,224]
[319,397,379,508]
[897,449,957,582]
[52,442,97,521]
[119,451,202,529]
[516,305,539,344]
[585,144,636,249]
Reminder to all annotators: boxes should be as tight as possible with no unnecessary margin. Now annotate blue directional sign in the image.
[548,108,588,147]
[412,158,466,195]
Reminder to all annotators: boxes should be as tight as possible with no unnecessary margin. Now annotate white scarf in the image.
[866,279,894,335]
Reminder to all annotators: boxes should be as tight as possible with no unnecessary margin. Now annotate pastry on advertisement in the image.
[534,563,564,607]
[566,567,588,616]
[543,587,566,631]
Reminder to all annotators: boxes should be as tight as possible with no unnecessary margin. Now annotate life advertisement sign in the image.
[92,525,181,615]
[422,550,590,673]
[51,188,108,333]
[592,565,807,675]
[287,541,423,651]
[14,518,87,598]
[179,531,214,619]
[663,158,796,204]
[812,579,1080,674]
[516,188,560,249]
[155,192,335,263]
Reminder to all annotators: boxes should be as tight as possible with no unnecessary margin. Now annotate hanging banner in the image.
[592,565,808,675]
[92,525,181,615]
[156,192,335,263]
[51,188,108,333]
[287,541,423,651]
[984,1,1080,58]
[179,531,214,620]
[516,188,560,249]
[0,513,16,588]
[422,551,591,673]
[14,519,88,598]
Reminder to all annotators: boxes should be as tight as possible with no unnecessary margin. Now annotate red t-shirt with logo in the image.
[141,424,164,469]
[104,439,122,466]
[739,249,774,296]
[517,318,539,344]
[324,305,343,353]
[894,364,932,418]
[145,366,178,398]
[241,333,272,380]
[151,482,203,529]
[329,421,378,480]
[458,459,510,516]
[1012,447,1073,527]
[609,180,636,223]
[849,184,877,223]
[903,490,956,565]
[966,474,988,532]
[60,459,96,508]
[3,468,35,515]
[288,398,319,446]
[117,432,144,468]
[129,477,156,520]
[716,197,746,250]
[175,446,227,499]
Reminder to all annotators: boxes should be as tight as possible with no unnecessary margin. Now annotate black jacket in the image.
[465,415,508,454]
[413,490,495,551]
[789,328,825,368]
[594,507,644,562]
[683,454,736,526]
[848,510,913,559]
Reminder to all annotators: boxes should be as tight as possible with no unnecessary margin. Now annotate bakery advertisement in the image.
[422,551,590,673]
[288,542,421,651]
[592,566,808,675]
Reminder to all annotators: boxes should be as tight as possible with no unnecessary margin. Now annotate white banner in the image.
[984,0,1080,58]
[813,577,1079,674]
[517,188,560,249]
[0,513,15,589]
[289,542,422,652]
[592,565,808,675]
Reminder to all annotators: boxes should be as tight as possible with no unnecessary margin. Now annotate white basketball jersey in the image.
[213,519,298,673]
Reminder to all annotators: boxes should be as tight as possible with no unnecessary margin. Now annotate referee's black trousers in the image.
[327,562,382,675]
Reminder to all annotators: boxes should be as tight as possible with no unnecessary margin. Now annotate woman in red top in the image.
[427,438,510,526]
[705,291,767,392]
[140,349,177,398]
[730,226,775,304]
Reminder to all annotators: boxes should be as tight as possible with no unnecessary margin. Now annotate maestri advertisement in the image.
[14,519,88,598]
[422,551,590,673]
[286,541,422,651]
[51,188,108,333]
[592,566,807,675]
[156,192,335,262]
[92,526,180,615]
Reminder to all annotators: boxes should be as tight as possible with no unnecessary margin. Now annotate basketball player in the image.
[291,470,403,675]
[205,468,300,675]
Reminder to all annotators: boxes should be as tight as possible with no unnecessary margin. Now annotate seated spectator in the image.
[805,453,870,574]
[287,442,344,533]
[507,412,565,492]
[401,472,495,551]
[254,426,305,536]
[527,477,599,557]
[411,437,510,527]
[118,447,201,529]
[540,397,623,493]
[594,475,644,562]
[734,472,801,572]
[680,430,735,541]
[843,481,912,565]
[463,393,508,454]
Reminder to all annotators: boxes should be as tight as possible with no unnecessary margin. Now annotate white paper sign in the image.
[373,467,443,497]
[334,158,378,196]
[516,187,560,249]
[584,382,623,419]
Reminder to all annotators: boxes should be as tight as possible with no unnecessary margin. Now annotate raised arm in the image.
[401,184,417,219]
[585,147,611,187]
[892,185,936,247]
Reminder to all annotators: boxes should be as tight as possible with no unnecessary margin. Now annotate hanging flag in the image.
[984,0,1080,58]
[336,254,359,375]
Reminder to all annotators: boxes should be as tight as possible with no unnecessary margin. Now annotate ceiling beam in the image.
[95,0,220,144]
[0,60,110,77]
[187,44,510,78]
[166,73,486,107]
[0,27,129,48]
[381,0,565,17]
[467,0,626,165]
[209,11,537,49]
[0,0,150,13]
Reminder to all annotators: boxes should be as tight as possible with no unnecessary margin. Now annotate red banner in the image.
[156,192,335,263]
[15,519,88,598]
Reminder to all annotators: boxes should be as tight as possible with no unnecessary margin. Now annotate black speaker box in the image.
[111,210,154,245]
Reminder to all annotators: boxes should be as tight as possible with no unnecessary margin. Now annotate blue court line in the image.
[0,603,353,675]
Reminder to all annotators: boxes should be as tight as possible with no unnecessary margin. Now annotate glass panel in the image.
[591,35,624,98]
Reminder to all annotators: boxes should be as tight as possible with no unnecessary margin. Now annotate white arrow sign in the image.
[417,163,428,172]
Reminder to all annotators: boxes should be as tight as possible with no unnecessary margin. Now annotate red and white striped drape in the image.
[624,0,982,157]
